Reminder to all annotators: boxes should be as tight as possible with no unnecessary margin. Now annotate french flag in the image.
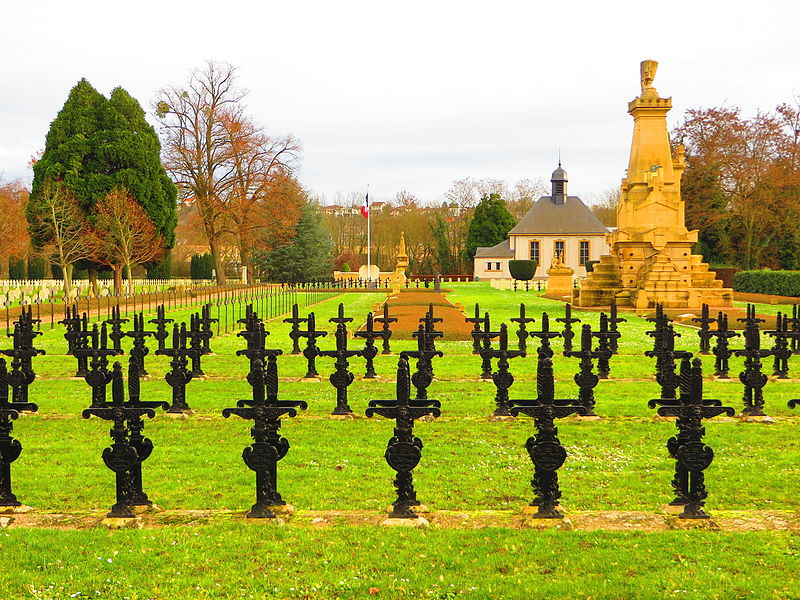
[361,192,369,218]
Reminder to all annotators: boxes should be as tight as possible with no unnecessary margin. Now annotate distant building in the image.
[473,164,609,279]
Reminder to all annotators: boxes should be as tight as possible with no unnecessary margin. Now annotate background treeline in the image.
[2,65,798,284]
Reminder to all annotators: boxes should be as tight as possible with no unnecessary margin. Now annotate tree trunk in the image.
[208,237,227,285]
[63,263,73,297]
[113,265,123,297]
[88,267,98,298]
[238,242,251,284]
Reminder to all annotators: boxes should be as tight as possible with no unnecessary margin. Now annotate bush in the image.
[27,257,47,280]
[190,253,214,280]
[340,262,351,272]
[8,257,25,279]
[584,260,599,273]
[508,260,537,280]
[147,255,172,279]
[733,270,800,296]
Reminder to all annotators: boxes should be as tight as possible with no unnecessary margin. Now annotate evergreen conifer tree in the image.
[464,193,516,261]
[254,202,332,282]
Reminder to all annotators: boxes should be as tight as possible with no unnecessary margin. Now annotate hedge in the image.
[584,260,599,273]
[509,260,537,280]
[733,270,800,297]
[190,253,214,280]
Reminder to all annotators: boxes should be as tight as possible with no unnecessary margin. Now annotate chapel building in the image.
[473,165,610,279]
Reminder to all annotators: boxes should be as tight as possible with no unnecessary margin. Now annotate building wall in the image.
[473,257,512,280]
[508,234,608,277]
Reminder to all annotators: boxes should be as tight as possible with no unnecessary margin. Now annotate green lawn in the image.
[2,284,799,599]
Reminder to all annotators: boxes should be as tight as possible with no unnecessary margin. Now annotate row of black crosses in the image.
[657,303,800,417]
[469,301,623,418]
[2,300,799,520]
[60,303,217,381]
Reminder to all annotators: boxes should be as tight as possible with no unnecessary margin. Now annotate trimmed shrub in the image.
[27,257,47,280]
[340,262,351,272]
[190,253,214,280]
[8,257,25,279]
[733,270,800,297]
[509,260,537,280]
[584,260,599,273]
[147,255,173,279]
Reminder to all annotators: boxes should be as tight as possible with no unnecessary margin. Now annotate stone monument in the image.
[574,60,733,309]
[544,251,574,300]
[392,232,409,294]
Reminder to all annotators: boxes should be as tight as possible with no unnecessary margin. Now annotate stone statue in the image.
[640,60,658,92]
[550,251,566,270]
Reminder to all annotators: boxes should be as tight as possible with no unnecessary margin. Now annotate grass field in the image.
[2,283,799,599]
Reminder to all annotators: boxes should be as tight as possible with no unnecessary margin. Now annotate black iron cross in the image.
[104,304,129,354]
[298,312,328,378]
[366,356,441,519]
[765,312,794,379]
[607,297,626,354]
[649,356,734,519]
[734,319,774,416]
[329,303,353,327]
[0,357,38,508]
[511,303,536,354]
[645,323,692,400]
[125,312,154,377]
[473,312,501,379]
[156,323,196,413]
[148,304,173,352]
[222,358,307,518]
[76,323,122,408]
[464,303,483,355]
[592,313,619,379]
[319,323,363,415]
[484,323,525,417]
[509,355,586,518]
[692,303,716,355]
[401,325,444,400]
[555,303,579,355]
[283,303,308,355]
[373,303,397,355]
[709,312,739,379]
[82,360,162,518]
[418,304,443,352]
[354,312,383,378]
[527,312,562,360]
[565,324,608,416]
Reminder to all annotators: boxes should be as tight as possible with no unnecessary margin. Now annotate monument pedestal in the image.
[545,266,574,300]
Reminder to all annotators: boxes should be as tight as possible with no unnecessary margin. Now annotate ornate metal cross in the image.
[565,324,608,416]
[555,303,579,355]
[283,303,308,355]
[649,357,734,519]
[319,323,362,415]
[0,357,38,508]
[373,303,397,355]
[509,355,586,518]
[83,360,163,518]
[222,358,307,518]
[156,323,196,413]
[692,303,716,355]
[484,323,525,416]
[511,303,536,354]
[401,325,444,400]
[125,312,154,377]
[354,312,383,378]
[734,319,774,416]
[148,304,173,352]
[298,312,328,378]
[366,356,441,518]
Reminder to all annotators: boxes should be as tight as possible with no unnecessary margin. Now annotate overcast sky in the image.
[1,1,798,205]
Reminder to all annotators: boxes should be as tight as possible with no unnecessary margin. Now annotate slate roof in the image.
[474,239,514,258]
[507,195,609,235]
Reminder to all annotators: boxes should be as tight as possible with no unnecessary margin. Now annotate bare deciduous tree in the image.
[92,187,166,294]
[26,180,96,295]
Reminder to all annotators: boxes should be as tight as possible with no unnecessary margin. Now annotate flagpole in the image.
[366,184,371,286]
